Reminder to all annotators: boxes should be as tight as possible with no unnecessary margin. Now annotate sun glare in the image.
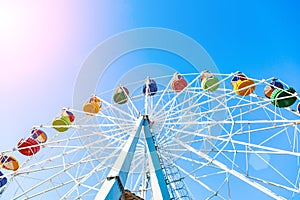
[0,2,24,38]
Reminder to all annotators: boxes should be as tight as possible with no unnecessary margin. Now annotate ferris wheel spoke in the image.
[14,157,109,177]
[227,91,298,122]
[247,148,298,189]
[162,95,272,126]
[75,181,104,199]
[174,138,287,200]
[101,99,137,120]
[17,136,120,176]
[94,112,135,129]
[154,96,212,146]
[153,88,206,121]
[119,86,140,117]
[188,134,297,193]
[60,164,107,199]
[38,124,132,148]
[152,74,202,119]
[17,147,83,172]
[247,175,299,194]
[257,124,293,147]
[150,77,173,113]
[166,126,300,194]
[14,173,104,200]
[161,133,243,181]
[16,155,115,187]
[158,91,226,124]
[14,144,119,199]
[71,103,135,130]
[173,162,227,200]
[163,119,297,137]
[164,151,209,168]
[154,89,212,121]
[230,102,284,124]
[165,126,300,158]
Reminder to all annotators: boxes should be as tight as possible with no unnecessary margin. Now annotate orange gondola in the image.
[231,72,255,96]
[0,156,19,171]
[83,95,102,114]
[171,73,188,92]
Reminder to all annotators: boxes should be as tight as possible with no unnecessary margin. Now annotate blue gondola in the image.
[0,171,7,188]
[143,77,157,96]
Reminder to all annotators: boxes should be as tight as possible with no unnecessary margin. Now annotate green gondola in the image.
[202,76,219,92]
[270,87,297,108]
[52,116,71,132]
[113,86,129,104]
[201,70,219,92]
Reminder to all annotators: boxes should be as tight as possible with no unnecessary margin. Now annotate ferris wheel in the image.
[0,70,300,200]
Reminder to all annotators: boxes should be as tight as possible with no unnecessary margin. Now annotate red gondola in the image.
[18,138,40,156]
[171,73,188,92]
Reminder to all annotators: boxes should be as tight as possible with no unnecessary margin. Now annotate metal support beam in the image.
[95,116,170,200]
[143,117,171,200]
[95,117,144,200]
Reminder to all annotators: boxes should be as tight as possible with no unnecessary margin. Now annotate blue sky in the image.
[0,0,300,199]
[1,1,300,150]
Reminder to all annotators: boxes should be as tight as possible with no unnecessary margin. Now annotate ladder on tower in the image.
[149,130,192,200]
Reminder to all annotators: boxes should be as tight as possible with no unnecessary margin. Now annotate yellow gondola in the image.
[83,95,102,114]
[231,72,255,96]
